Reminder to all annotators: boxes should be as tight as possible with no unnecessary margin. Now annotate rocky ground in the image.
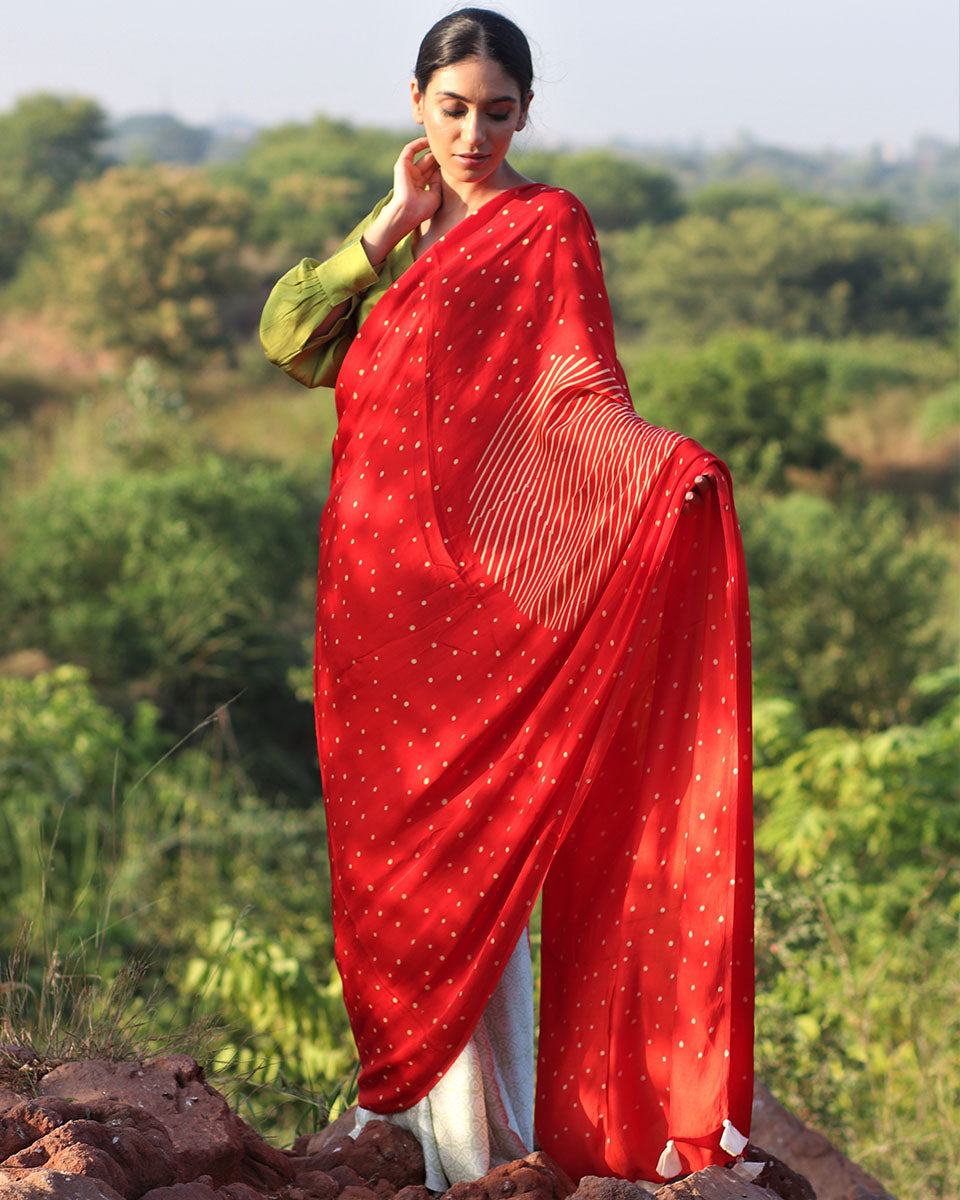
[0,1053,895,1200]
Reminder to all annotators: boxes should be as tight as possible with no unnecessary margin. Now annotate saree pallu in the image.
[314,183,754,1182]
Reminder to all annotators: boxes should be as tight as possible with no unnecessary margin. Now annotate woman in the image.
[261,8,753,1188]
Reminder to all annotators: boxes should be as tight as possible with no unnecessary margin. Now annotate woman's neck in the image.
[412,164,531,260]
[439,162,528,218]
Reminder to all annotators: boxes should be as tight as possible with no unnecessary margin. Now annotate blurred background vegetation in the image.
[0,95,956,1198]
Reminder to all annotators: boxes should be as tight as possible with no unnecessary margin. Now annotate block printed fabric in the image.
[314,183,754,1181]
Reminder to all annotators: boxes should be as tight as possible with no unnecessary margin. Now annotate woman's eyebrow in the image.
[437,90,517,103]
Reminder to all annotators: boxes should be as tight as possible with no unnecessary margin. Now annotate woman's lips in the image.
[455,154,489,166]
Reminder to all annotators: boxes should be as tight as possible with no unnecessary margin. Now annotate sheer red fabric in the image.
[314,183,753,1181]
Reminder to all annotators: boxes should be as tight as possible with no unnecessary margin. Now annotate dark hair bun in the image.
[415,8,533,97]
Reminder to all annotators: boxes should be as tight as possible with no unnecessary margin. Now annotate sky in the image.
[3,0,958,151]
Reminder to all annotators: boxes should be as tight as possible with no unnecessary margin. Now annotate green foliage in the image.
[223,116,401,252]
[811,335,959,406]
[181,914,352,1127]
[628,332,838,489]
[0,666,352,1129]
[921,381,960,439]
[688,182,796,220]
[753,676,960,1195]
[0,667,161,933]
[27,165,252,364]
[0,453,320,725]
[754,669,959,878]
[0,93,107,280]
[605,200,956,341]
[514,149,684,230]
[244,173,365,259]
[0,102,956,1191]
[744,493,950,729]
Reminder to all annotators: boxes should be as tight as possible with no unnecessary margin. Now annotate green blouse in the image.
[259,192,415,389]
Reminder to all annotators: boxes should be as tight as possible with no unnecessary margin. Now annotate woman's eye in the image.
[442,108,466,118]
[487,113,510,122]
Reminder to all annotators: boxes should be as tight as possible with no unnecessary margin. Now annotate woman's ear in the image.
[410,79,425,126]
[515,90,534,132]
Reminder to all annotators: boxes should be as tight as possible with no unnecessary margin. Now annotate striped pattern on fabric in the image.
[467,354,682,629]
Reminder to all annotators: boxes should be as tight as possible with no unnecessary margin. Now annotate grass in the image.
[0,925,224,1097]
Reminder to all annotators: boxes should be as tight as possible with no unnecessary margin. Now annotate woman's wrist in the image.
[361,199,422,270]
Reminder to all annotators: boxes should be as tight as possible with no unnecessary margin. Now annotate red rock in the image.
[285,1156,336,1177]
[336,1187,380,1200]
[310,1124,423,1191]
[520,1154,575,1200]
[0,1166,126,1199]
[300,1111,357,1157]
[235,1122,295,1191]
[751,1082,895,1200]
[140,1185,221,1200]
[372,1179,396,1199]
[0,1099,93,1161]
[442,1182,486,1200]
[290,1171,339,1200]
[217,1185,264,1200]
[445,1156,574,1200]
[742,1143,815,1200]
[0,1092,26,1117]
[40,1059,244,1187]
[328,1166,366,1190]
[393,1188,432,1200]
[2,1122,128,1196]
[653,1164,772,1198]
[569,1178,648,1200]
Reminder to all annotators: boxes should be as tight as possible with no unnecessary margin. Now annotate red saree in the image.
[314,183,753,1182]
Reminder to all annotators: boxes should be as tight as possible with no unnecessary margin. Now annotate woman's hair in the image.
[414,8,533,97]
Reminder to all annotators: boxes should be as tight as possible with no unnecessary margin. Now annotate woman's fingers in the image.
[683,473,715,511]
[399,136,432,159]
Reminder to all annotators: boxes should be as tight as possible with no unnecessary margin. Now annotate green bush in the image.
[754,673,960,1197]
[605,200,956,341]
[0,665,350,1131]
[0,453,319,699]
[0,666,161,936]
[744,493,950,729]
[628,332,838,490]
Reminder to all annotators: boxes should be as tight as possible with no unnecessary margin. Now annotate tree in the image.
[224,115,402,251]
[106,113,213,165]
[0,452,320,710]
[604,200,956,341]
[515,148,684,230]
[743,492,950,729]
[0,92,107,279]
[34,165,252,363]
[628,332,838,490]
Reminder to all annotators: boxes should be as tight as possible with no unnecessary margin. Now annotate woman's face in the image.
[411,57,531,190]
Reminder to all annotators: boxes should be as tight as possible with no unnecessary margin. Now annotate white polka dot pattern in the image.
[315,184,754,1184]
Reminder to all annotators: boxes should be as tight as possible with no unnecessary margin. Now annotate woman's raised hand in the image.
[361,138,441,269]
[391,136,442,225]
[683,473,715,512]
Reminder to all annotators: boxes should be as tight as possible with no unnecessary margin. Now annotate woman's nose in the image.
[461,110,481,146]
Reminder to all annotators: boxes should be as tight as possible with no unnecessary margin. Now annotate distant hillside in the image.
[104,112,259,166]
[103,109,958,224]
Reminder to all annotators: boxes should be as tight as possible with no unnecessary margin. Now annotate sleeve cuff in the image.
[318,238,381,303]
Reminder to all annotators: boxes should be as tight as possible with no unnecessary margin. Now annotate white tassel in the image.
[656,1139,682,1179]
[720,1117,749,1156]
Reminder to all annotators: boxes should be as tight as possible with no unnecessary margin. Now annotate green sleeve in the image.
[259,195,392,390]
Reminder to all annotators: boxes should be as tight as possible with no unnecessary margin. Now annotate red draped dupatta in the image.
[314,184,754,1181]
